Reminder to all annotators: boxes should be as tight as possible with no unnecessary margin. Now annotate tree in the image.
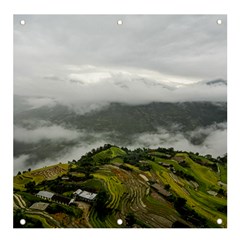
[164,184,171,191]
[14,209,25,228]
[95,190,108,208]
[222,153,227,163]
[94,190,110,220]
[218,188,225,196]
[14,209,43,228]
[168,147,174,153]
[17,171,21,175]
[174,197,187,209]
[205,154,212,160]
[28,168,31,172]
[25,181,36,193]
[211,163,218,172]
[126,213,136,227]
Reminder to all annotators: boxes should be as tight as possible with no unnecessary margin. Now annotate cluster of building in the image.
[35,189,98,206]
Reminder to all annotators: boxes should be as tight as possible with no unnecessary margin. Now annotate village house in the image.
[73,189,97,202]
[36,190,71,205]
[36,190,54,200]
[30,202,49,211]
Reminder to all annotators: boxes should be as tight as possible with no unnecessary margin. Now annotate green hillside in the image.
[14,145,227,228]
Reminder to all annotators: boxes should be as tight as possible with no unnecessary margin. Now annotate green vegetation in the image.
[14,163,68,191]
[46,203,83,218]
[25,214,52,228]
[18,192,46,207]
[14,145,227,228]
[14,209,44,228]
[219,163,227,183]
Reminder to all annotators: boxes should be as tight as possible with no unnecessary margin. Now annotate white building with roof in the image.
[74,189,97,202]
[30,202,49,211]
[69,198,75,205]
[79,191,97,201]
[36,190,54,200]
[73,189,83,195]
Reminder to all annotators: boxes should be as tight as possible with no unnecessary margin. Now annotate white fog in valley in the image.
[14,15,227,173]
[14,123,227,174]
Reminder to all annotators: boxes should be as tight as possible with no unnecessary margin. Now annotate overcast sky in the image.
[14,15,227,109]
[13,15,227,170]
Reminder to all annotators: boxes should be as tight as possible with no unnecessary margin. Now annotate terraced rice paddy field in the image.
[14,146,227,228]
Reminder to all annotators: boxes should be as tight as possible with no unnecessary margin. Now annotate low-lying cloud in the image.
[14,122,227,173]
[14,138,109,174]
[132,123,227,157]
[14,125,80,143]
[15,66,227,115]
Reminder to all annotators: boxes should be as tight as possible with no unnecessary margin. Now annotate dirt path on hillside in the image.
[14,194,26,209]
[76,201,92,227]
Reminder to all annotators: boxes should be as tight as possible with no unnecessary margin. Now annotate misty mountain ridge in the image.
[14,76,227,171]
[13,76,227,114]
[14,98,227,171]
[199,79,227,86]
[14,100,226,134]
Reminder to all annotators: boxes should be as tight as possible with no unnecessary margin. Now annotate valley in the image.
[14,100,227,171]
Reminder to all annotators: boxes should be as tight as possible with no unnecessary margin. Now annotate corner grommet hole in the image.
[20,218,26,225]
[20,20,26,25]
[117,218,123,225]
[217,218,223,225]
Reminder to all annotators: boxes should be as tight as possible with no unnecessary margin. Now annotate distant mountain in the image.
[14,95,32,114]
[15,101,227,135]
[200,79,227,86]
[14,99,227,168]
